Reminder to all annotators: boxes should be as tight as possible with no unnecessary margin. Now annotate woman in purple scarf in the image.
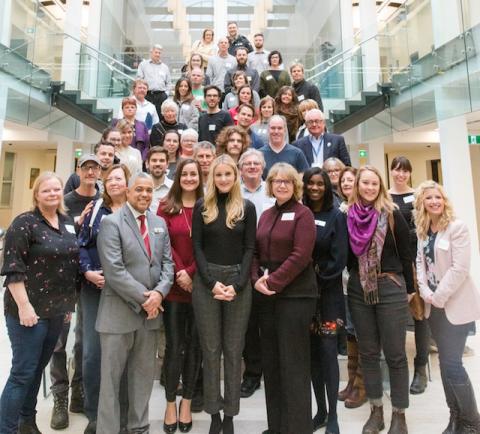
[346,166,415,434]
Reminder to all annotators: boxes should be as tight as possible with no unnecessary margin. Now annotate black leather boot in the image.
[409,365,428,395]
[451,380,480,434]
[208,413,222,434]
[70,382,84,413]
[17,418,42,434]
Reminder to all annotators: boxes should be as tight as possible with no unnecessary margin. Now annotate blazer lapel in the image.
[323,133,331,160]
[305,138,314,165]
[123,206,150,260]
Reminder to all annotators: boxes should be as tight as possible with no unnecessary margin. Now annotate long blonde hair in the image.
[349,165,396,214]
[414,180,455,240]
[202,154,244,228]
[32,171,67,215]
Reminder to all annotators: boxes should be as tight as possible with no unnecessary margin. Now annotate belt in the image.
[378,272,402,287]
[147,90,166,94]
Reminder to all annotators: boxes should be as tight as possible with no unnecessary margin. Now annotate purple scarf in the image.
[347,202,379,256]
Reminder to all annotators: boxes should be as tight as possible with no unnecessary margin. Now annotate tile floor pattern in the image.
[0,299,478,433]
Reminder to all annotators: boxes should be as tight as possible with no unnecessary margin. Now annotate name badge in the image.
[247,76,252,82]
[209,124,216,131]
[154,227,164,234]
[65,224,76,234]
[315,219,326,227]
[281,212,295,221]
[73,216,80,223]
[403,195,414,204]
[298,94,305,101]
[230,95,236,101]
[177,129,183,134]
[183,105,190,111]
[225,63,232,68]
[438,239,450,251]
[266,75,273,81]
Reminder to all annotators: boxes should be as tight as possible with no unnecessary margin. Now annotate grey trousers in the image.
[192,263,252,416]
[97,327,158,434]
[348,270,410,409]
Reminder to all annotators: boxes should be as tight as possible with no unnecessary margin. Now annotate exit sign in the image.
[75,148,83,158]
[468,135,480,144]
[359,149,368,158]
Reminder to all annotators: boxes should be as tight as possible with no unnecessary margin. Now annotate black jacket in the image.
[292,133,352,167]
[227,34,253,56]
[293,79,324,111]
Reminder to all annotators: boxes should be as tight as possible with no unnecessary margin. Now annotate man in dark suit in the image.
[96,172,174,434]
[292,109,351,167]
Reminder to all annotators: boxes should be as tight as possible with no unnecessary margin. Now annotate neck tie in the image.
[137,215,151,258]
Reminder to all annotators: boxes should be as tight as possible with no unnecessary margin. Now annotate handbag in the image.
[388,213,425,320]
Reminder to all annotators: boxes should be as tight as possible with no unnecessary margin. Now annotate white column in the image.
[340,0,354,98]
[359,0,380,90]
[55,138,75,183]
[0,0,12,46]
[213,0,228,42]
[437,116,480,278]
[367,141,386,180]
[61,0,83,89]
[431,0,462,48]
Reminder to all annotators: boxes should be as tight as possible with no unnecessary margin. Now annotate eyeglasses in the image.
[306,119,324,126]
[80,165,101,172]
[272,179,293,186]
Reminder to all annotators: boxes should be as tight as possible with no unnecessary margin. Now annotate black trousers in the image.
[348,271,410,409]
[242,292,262,382]
[258,295,315,434]
[146,91,167,119]
[163,300,201,402]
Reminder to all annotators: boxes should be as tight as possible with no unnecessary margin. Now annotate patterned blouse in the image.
[1,208,79,318]
[422,229,439,292]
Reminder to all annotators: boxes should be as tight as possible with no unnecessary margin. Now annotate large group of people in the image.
[1,21,480,434]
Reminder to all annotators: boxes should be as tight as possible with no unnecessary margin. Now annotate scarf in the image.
[348,203,388,304]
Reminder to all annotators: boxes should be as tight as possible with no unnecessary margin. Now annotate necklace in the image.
[182,207,192,237]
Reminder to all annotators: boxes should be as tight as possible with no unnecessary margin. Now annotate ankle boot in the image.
[409,365,428,395]
[362,405,385,434]
[222,415,234,434]
[388,411,408,434]
[345,363,367,409]
[70,382,84,413]
[339,337,357,401]
[17,418,42,434]
[50,391,69,430]
[209,413,222,434]
[442,377,459,434]
[451,379,480,434]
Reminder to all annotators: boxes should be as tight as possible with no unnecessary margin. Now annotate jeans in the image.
[348,271,410,409]
[413,317,430,368]
[163,300,201,402]
[81,286,102,421]
[0,314,64,434]
[50,299,82,395]
[192,263,252,416]
[428,307,471,386]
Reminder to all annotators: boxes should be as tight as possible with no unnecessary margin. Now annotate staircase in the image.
[50,81,113,133]
[328,84,392,134]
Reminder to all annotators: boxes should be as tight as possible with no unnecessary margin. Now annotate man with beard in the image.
[145,146,173,214]
[247,33,270,74]
[227,21,253,56]
[224,47,260,95]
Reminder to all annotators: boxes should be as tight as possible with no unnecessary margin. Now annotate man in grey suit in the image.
[96,173,174,434]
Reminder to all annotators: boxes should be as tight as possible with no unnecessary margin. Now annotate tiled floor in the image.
[0,296,478,433]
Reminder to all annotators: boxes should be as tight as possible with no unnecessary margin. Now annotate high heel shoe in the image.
[163,403,178,434]
[178,399,193,433]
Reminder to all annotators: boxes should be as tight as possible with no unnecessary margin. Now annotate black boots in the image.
[209,413,222,434]
[362,405,385,434]
[451,380,480,433]
[409,365,428,395]
[17,418,42,434]
[69,382,84,413]
[50,391,69,430]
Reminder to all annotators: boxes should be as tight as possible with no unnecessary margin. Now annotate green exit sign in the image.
[468,135,480,144]
[75,148,83,158]
[359,149,368,158]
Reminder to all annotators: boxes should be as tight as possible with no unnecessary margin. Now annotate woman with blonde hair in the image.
[0,172,79,433]
[192,155,256,434]
[414,180,480,433]
[216,125,250,164]
[251,96,275,145]
[346,165,414,434]
[251,162,317,434]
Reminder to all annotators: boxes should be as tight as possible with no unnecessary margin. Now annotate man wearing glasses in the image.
[292,109,351,167]
[198,85,234,144]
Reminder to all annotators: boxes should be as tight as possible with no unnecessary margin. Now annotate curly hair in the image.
[215,125,250,157]
[413,180,455,240]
